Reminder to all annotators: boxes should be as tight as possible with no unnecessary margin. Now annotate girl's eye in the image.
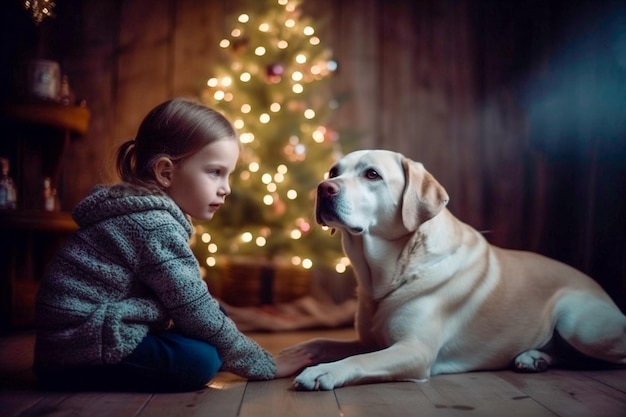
[365,169,381,180]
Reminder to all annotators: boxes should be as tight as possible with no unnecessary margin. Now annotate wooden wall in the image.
[2,0,624,309]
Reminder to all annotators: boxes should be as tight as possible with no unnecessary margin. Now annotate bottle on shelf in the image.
[42,176,60,212]
[0,157,17,210]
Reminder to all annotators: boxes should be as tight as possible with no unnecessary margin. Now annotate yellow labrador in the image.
[288,149,626,390]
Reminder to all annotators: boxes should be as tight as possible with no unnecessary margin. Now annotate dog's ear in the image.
[401,157,449,232]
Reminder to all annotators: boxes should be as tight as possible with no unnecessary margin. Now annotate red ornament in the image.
[266,64,284,83]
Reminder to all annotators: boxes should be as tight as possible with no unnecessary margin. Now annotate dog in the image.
[286,149,626,390]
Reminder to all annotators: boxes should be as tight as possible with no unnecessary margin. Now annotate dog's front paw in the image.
[292,363,347,391]
[514,349,552,372]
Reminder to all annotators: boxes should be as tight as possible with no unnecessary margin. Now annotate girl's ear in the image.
[153,157,174,188]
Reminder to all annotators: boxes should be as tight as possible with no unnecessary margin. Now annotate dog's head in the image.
[315,150,449,238]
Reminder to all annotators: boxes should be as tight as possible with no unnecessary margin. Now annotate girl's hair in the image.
[116,97,238,188]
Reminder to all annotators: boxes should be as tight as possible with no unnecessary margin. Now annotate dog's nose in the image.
[318,180,339,198]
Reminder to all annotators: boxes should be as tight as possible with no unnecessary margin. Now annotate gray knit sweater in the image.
[34,183,276,380]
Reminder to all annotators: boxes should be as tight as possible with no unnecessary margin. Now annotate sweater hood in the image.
[72,183,193,236]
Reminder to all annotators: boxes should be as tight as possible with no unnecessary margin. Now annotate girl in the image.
[34,97,309,392]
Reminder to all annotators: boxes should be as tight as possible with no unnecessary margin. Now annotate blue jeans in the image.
[34,332,222,392]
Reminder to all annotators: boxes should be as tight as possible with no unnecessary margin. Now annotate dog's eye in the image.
[328,167,338,178]
[365,169,381,180]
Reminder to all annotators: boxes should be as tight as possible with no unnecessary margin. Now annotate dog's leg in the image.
[292,340,435,390]
[555,293,626,364]
[281,338,376,365]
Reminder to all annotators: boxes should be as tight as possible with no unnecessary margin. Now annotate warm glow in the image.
[206,257,216,267]
[335,263,346,273]
[267,183,277,192]
[255,46,266,56]
[240,72,251,82]
[292,71,303,81]
[296,54,307,64]
[277,164,288,174]
[292,84,303,93]
[263,195,274,205]
[231,28,242,37]
[221,76,232,87]
[260,113,270,123]
[208,243,218,253]
[291,256,301,266]
[287,189,297,199]
[239,133,254,143]
[213,90,225,100]
[303,26,315,36]
[304,109,316,119]
[234,119,244,129]
[241,104,251,113]
[241,232,253,242]
[277,40,289,49]
[312,130,324,143]
[238,14,249,23]
[256,237,267,247]
[302,258,313,269]
[285,19,295,28]
[262,173,272,184]
[274,173,285,183]
[259,23,270,32]
[201,233,211,243]
[309,36,320,45]
[290,229,302,239]
[219,39,230,48]
[270,102,281,112]
[207,78,218,87]
[249,162,260,172]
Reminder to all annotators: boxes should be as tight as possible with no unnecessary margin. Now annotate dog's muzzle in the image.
[315,180,340,226]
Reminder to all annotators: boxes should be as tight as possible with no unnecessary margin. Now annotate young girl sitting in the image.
[33,97,309,392]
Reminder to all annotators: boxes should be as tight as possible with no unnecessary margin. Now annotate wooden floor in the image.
[1,328,625,417]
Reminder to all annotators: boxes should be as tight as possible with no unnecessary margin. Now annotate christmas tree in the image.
[193,0,353,300]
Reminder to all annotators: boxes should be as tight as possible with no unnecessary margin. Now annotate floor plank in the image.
[417,372,557,417]
[239,377,341,417]
[500,369,626,417]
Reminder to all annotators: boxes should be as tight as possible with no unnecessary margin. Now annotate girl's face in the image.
[166,138,239,221]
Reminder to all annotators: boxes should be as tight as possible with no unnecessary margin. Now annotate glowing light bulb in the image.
[263,195,274,205]
[249,162,260,172]
[259,23,270,32]
[292,84,303,94]
[287,189,297,200]
[219,39,230,48]
[277,164,288,174]
[208,243,218,253]
[267,183,277,192]
[234,119,244,129]
[310,36,320,45]
[207,78,218,87]
[238,14,249,23]
[274,173,285,183]
[285,19,295,28]
[241,104,251,113]
[296,54,307,64]
[206,257,216,267]
[240,72,251,82]
[302,259,313,269]
[260,113,270,123]
[292,71,303,81]
[303,26,315,36]
[255,46,266,56]
[201,233,211,243]
[277,40,289,49]
[270,102,281,112]
[256,237,266,247]
[241,232,253,242]
[304,109,316,119]
[291,229,302,239]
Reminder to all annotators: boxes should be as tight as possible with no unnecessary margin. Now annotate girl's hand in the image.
[274,348,314,378]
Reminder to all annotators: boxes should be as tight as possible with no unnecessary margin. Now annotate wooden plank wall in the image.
[1,0,624,309]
